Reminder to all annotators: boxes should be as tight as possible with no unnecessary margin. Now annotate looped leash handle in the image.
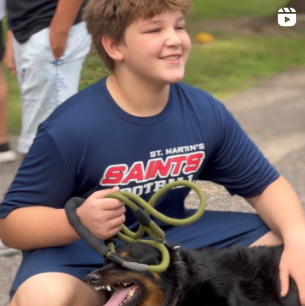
[65,197,122,262]
[65,180,206,273]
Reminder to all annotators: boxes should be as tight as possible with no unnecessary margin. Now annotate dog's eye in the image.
[120,252,130,260]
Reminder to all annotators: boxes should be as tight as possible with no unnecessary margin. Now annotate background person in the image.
[0,0,16,164]
[6,0,92,155]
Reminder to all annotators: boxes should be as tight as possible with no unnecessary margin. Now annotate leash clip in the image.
[172,245,183,264]
[159,238,172,248]
[159,238,167,245]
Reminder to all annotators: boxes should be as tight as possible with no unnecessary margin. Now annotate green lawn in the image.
[188,0,287,20]
[6,0,305,134]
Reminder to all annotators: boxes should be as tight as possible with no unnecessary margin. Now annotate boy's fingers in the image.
[299,288,305,306]
[94,187,120,198]
[93,187,124,208]
[108,215,126,231]
[279,267,289,297]
[102,201,126,213]
[294,278,305,305]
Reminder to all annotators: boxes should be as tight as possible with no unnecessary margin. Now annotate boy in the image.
[1,0,305,305]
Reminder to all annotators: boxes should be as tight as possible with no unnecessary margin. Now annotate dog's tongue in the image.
[103,286,135,306]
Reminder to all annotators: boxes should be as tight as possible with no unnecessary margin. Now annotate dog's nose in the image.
[87,273,101,284]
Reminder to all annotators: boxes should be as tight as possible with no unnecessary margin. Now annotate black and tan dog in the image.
[87,242,300,306]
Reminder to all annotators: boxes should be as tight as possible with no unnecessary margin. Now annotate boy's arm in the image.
[247,175,305,303]
[0,188,125,250]
[0,207,79,250]
[49,0,86,60]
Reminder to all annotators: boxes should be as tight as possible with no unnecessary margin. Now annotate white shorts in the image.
[13,22,92,153]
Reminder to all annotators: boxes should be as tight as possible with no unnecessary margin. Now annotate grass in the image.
[185,35,305,98]
[188,0,287,21]
[5,0,305,134]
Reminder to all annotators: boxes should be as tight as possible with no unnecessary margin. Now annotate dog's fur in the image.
[87,242,300,306]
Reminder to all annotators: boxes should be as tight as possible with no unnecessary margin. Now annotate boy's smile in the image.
[117,10,191,85]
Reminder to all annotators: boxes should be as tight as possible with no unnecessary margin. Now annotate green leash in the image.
[65,180,206,273]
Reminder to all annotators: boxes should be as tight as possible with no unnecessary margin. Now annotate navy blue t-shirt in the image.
[0,77,279,227]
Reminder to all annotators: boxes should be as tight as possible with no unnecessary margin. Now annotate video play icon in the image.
[278,8,297,27]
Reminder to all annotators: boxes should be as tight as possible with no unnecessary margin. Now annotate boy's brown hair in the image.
[83,0,191,71]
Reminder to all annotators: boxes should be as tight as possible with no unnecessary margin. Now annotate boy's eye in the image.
[147,29,161,33]
[176,25,185,30]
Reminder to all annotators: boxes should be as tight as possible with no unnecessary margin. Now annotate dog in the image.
[87,242,300,306]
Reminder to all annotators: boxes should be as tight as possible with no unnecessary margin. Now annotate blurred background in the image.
[5,0,305,134]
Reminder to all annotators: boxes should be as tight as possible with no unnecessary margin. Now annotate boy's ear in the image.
[101,36,124,62]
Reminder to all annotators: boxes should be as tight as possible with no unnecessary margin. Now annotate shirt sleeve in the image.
[0,126,76,218]
[199,99,279,198]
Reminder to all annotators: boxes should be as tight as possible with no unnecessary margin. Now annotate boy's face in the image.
[118,10,191,85]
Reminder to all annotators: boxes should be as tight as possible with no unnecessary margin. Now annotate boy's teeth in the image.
[162,56,179,60]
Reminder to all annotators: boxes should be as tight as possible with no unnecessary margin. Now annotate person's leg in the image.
[12,30,59,154]
[12,23,91,155]
[250,230,282,246]
[9,239,108,303]
[55,21,92,105]
[161,210,280,249]
[0,21,17,163]
[0,63,8,144]
[0,20,7,145]
[9,273,108,306]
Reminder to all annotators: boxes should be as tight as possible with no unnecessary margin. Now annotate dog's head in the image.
[87,242,187,306]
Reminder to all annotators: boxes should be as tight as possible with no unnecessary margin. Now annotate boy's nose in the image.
[165,30,182,47]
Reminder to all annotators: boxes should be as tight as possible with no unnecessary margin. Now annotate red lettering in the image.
[150,158,172,178]
[185,153,204,173]
[100,165,126,185]
[145,160,155,180]
[171,156,187,175]
[122,162,144,184]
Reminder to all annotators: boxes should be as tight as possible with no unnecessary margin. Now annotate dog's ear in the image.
[117,243,162,265]
[138,244,162,266]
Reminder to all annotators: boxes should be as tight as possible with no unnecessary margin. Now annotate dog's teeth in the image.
[94,286,102,291]
[102,286,106,290]
[128,287,136,297]
[106,285,111,291]
[123,282,130,286]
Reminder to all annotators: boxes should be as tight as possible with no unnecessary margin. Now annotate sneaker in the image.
[0,142,17,164]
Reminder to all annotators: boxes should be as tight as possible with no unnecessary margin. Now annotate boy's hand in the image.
[76,187,126,241]
[280,228,305,305]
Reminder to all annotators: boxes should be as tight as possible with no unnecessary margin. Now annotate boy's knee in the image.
[250,231,283,247]
[10,272,108,306]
